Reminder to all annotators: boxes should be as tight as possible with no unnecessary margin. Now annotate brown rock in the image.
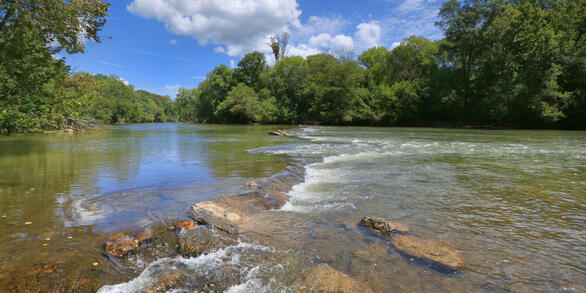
[190,201,241,234]
[292,263,373,293]
[179,220,196,231]
[178,225,238,257]
[360,216,409,234]
[143,271,183,293]
[104,234,138,257]
[245,181,258,188]
[135,231,152,243]
[390,235,464,270]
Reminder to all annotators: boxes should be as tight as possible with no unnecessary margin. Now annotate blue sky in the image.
[63,0,448,98]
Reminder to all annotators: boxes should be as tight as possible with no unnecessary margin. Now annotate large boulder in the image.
[390,235,464,270]
[292,263,373,293]
[190,201,241,234]
[360,216,409,234]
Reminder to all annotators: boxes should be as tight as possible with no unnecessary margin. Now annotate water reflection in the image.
[0,123,296,290]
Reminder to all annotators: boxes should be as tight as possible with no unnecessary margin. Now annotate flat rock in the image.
[178,225,238,257]
[360,216,409,234]
[190,201,241,234]
[390,235,464,270]
[292,263,373,293]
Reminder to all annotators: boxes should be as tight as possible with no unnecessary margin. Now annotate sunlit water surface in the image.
[0,124,584,292]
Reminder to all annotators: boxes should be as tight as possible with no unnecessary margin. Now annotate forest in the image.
[1,0,584,134]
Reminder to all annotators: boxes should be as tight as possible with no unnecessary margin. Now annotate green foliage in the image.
[235,51,267,91]
[215,83,262,123]
[2,0,584,132]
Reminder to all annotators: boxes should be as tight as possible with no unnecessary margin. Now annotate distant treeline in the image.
[1,0,584,134]
[176,0,585,129]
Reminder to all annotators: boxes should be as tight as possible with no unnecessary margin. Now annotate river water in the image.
[0,124,584,292]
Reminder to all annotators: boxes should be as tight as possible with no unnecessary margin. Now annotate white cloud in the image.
[398,0,427,12]
[295,16,347,39]
[355,22,381,49]
[331,35,354,51]
[391,41,401,49]
[169,39,178,45]
[286,44,321,58]
[213,46,225,54]
[308,33,332,48]
[118,77,130,86]
[127,0,301,56]
[97,60,124,68]
[127,0,445,61]
[165,84,181,91]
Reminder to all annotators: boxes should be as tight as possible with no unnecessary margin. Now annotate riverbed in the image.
[0,124,584,292]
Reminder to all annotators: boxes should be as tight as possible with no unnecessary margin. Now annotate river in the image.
[0,123,584,292]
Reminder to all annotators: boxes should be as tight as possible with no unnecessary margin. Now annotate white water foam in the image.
[97,241,275,293]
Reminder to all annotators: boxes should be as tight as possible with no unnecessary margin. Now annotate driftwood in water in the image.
[268,129,291,136]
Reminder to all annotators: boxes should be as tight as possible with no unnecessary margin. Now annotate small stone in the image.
[24,221,32,225]
[245,181,258,188]
[92,262,99,267]
[1,215,7,218]
[44,238,51,241]
[179,220,196,231]
[168,226,176,231]
[42,243,48,246]
[67,236,73,240]
[360,216,409,234]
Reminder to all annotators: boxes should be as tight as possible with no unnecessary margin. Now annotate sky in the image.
[63,0,448,98]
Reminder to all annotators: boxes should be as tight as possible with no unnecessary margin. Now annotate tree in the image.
[215,83,261,123]
[197,65,236,122]
[0,0,110,54]
[305,54,372,124]
[265,56,309,122]
[267,32,289,63]
[235,51,267,91]
[0,0,110,133]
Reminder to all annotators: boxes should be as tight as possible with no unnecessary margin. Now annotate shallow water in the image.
[1,124,584,292]
[0,123,293,291]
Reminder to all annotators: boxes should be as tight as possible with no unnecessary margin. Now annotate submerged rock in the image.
[104,230,154,258]
[178,225,238,257]
[179,220,197,231]
[268,129,291,136]
[245,181,258,188]
[104,234,137,258]
[360,216,409,234]
[292,263,373,293]
[142,271,183,293]
[390,235,464,270]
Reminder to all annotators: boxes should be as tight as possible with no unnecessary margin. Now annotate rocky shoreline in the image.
[98,132,466,292]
